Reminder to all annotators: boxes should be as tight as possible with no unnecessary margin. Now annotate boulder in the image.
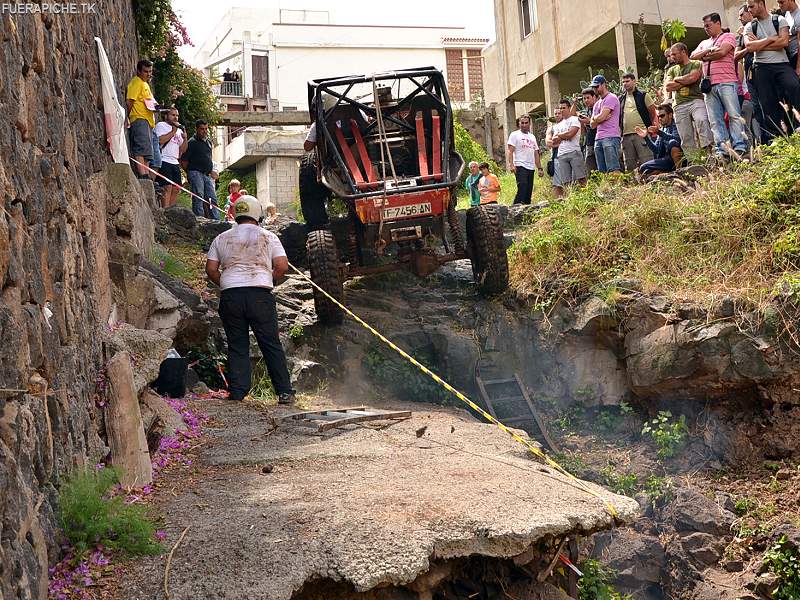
[163,205,197,232]
[139,389,186,439]
[659,487,736,537]
[592,529,665,589]
[106,324,172,396]
[625,317,778,401]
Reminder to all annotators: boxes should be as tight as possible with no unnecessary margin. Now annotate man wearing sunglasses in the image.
[636,104,684,177]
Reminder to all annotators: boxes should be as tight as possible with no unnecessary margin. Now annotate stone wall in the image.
[0,4,139,598]
[458,108,506,165]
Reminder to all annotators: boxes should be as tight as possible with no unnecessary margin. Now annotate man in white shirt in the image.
[154,108,188,208]
[551,98,587,194]
[205,196,296,404]
[777,0,800,69]
[506,114,544,205]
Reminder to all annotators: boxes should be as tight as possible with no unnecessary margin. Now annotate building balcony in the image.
[220,81,243,97]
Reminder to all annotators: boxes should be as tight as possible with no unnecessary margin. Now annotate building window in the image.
[519,0,536,38]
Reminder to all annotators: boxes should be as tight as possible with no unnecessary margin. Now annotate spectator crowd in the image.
[124,59,258,221]
[501,0,800,205]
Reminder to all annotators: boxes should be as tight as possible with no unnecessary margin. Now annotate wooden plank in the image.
[316,410,412,432]
[514,373,560,453]
[105,351,153,489]
[281,407,367,422]
[220,110,310,126]
[482,378,516,386]
[474,375,498,419]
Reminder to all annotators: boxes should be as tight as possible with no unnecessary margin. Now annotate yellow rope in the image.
[287,262,619,518]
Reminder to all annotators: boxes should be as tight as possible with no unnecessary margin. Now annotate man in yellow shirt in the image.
[126,60,157,178]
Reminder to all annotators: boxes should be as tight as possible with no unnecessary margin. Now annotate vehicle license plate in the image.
[382,202,432,219]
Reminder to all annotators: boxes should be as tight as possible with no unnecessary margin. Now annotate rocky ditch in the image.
[147,200,800,598]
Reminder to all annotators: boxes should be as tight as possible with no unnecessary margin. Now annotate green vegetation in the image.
[552,452,589,478]
[249,359,276,403]
[644,475,674,508]
[641,411,688,460]
[58,467,161,557]
[578,559,633,600]
[135,1,220,134]
[289,325,305,340]
[734,496,759,516]
[509,138,800,313]
[601,466,639,497]
[185,347,227,388]
[764,536,800,599]
[362,343,455,406]
[453,116,552,209]
[150,243,207,290]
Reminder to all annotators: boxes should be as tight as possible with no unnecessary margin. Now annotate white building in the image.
[192,7,487,212]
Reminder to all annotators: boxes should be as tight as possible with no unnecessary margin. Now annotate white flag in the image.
[95,37,129,164]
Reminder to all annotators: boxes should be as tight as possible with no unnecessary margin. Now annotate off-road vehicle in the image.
[300,67,508,324]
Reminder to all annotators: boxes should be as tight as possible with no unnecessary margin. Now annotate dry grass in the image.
[509,137,800,313]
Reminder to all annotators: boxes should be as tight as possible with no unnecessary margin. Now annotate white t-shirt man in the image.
[506,130,540,170]
[305,122,317,144]
[551,116,582,155]
[153,121,185,165]
[207,224,287,290]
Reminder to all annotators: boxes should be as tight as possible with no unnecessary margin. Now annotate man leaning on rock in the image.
[205,196,296,405]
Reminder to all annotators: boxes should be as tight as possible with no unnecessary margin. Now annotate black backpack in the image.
[752,15,790,61]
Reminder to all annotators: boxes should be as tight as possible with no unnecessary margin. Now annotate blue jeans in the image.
[594,137,622,173]
[188,170,220,219]
[705,82,748,155]
[149,129,162,170]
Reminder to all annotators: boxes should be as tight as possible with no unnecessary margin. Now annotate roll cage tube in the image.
[305,68,456,199]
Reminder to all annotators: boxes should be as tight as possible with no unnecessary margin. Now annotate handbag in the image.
[699,59,712,94]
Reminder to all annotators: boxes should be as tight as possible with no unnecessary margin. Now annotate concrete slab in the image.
[119,399,638,599]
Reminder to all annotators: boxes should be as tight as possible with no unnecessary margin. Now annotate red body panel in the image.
[354,188,449,224]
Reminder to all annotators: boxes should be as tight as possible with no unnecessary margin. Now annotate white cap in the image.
[233,195,263,222]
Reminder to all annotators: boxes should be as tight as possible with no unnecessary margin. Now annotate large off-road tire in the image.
[446,195,466,254]
[466,205,509,295]
[299,150,330,230]
[306,229,344,325]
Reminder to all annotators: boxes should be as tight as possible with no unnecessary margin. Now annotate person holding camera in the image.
[154,108,188,208]
[691,13,749,160]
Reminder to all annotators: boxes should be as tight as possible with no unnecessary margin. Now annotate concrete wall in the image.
[491,0,741,101]
[492,0,622,99]
[256,156,300,214]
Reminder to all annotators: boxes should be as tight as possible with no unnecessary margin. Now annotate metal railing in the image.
[220,81,243,97]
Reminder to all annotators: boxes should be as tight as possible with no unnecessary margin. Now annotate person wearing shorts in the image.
[126,59,157,178]
[551,98,587,194]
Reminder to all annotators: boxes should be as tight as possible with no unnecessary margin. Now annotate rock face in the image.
[0,4,141,597]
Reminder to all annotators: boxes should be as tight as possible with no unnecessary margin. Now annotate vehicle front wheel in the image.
[306,229,344,325]
[466,205,509,295]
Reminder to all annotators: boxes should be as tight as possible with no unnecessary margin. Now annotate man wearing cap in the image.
[205,196,296,405]
[588,75,623,173]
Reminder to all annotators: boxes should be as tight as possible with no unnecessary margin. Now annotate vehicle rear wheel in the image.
[306,229,344,325]
[466,205,509,295]
[299,150,330,230]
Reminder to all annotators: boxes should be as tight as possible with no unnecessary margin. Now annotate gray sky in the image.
[171,0,496,62]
